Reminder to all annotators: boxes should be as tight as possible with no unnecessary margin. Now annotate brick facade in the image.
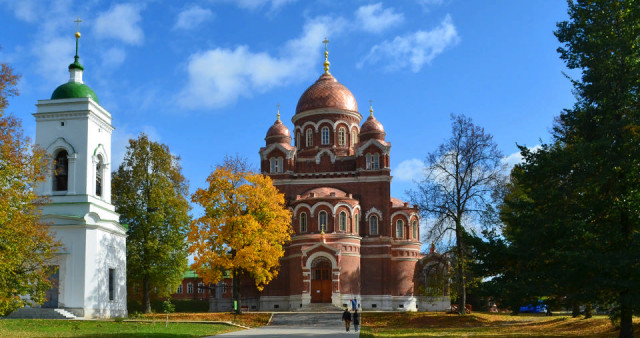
[252,67,426,311]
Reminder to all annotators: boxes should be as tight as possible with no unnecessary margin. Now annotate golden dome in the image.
[295,73,359,114]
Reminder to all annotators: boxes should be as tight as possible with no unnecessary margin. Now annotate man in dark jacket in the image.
[353,309,360,332]
[342,307,352,332]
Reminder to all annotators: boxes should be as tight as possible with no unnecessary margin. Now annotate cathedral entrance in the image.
[311,257,332,303]
[42,265,59,308]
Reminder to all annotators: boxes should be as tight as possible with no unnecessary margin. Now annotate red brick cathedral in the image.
[252,50,426,312]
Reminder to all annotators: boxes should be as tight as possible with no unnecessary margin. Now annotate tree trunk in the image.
[455,223,466,315]
[232,269,240,314]
[143,275,151,314]
[584,303,592,319]
[571,303,580,318]
[619,291,633,338]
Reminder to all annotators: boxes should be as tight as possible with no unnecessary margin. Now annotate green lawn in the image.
[359,312,640,337]
[0,319,241,337]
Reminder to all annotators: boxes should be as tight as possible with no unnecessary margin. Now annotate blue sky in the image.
[1,0,575,205]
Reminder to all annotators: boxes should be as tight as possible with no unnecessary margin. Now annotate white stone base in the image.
[417,296,451,311]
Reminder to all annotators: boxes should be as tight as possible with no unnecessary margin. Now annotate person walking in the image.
[353,309,360,332]
[342,307,352,332]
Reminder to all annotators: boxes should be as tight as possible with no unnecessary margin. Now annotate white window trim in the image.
[306,129,313,147]
[187,282,194,294]
[396,220,404,239]
[339,211,347,231]
[338,127,346,146]
[321,126,330,145]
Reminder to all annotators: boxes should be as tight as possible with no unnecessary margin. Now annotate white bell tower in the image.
[32,21,127,318]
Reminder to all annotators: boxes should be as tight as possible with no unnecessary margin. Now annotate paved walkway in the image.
[213,313,360,337]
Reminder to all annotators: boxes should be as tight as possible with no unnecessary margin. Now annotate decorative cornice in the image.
[292,108,362,124]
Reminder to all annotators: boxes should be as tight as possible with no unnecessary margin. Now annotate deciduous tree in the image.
[409,114,506,315]
[0,54,60,315]
[188,155,292,312]
[112,134,191,313]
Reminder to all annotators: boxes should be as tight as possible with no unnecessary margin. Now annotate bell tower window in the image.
[351,130,357,146]
[306,129,313,147]
[53,150,69,191]
[338,127,346,146]
[269,157,283,173]
[366,154,372,169]
[321,127,329,145]
[413,220,418,239]
[354,214,359,234]
[296,132,301,148]
[96,155,103,197]
[373,153,380,169]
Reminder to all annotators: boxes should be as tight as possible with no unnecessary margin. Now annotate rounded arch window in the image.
[351,130,358,146]
[53,150,69,191]
[369,215,378,235]
[95,155,104,197]
[339,211,347,231]
[296,132,301,148]
[318,211,328,232]
[300,212,308,233]
[396,219,404,239]
[321,126,330,145]
[354,214,360,234]
[306,129,313,147]
[413,220,418,239]
[338,127,346,146]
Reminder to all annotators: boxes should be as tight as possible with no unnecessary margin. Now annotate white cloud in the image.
[34,37,75,83]
[355,3,404,34]
[100,47,126,68]
[394,158,424,181]
[358,14,459,72]
[173,5,213,31]
[178,16,345,110]
[94,4,144,45]
[222,0,296,11]
[501,145,542,171]
[418,0,446,11]
[0,0,40,22]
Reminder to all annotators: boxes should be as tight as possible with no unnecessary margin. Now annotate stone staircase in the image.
[6,308,77,319]
[298,303,343,312]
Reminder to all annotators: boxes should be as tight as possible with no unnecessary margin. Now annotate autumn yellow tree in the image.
[188,155,292,311]
[0,51,60,315]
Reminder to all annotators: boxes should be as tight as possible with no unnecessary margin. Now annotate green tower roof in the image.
[51,81,99,103]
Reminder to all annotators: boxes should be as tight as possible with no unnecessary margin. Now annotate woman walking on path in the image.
[353,309,360,332]
[342,307,352,332]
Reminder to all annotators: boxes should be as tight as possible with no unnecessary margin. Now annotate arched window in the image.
[413,220,418,239]
[338,127,346,146]
[351,130,358,146]
[318,211,328,232]
[296,132,301,147]
[177,284,183,294]
[365,154,372,169]
[369,215,378,235]
[354,214,359,234]
[95,155,103,197]
[373,153,380,169]
[306,129,313,147]
[187,283,194,294]
[53,150,69,191]
[300,212,308,233]
[321,126,330,145]
[339,211,347,231]
[396,219,404,239]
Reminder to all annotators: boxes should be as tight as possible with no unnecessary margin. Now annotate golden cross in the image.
[322,37,329,51]
[74,17,82,32]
